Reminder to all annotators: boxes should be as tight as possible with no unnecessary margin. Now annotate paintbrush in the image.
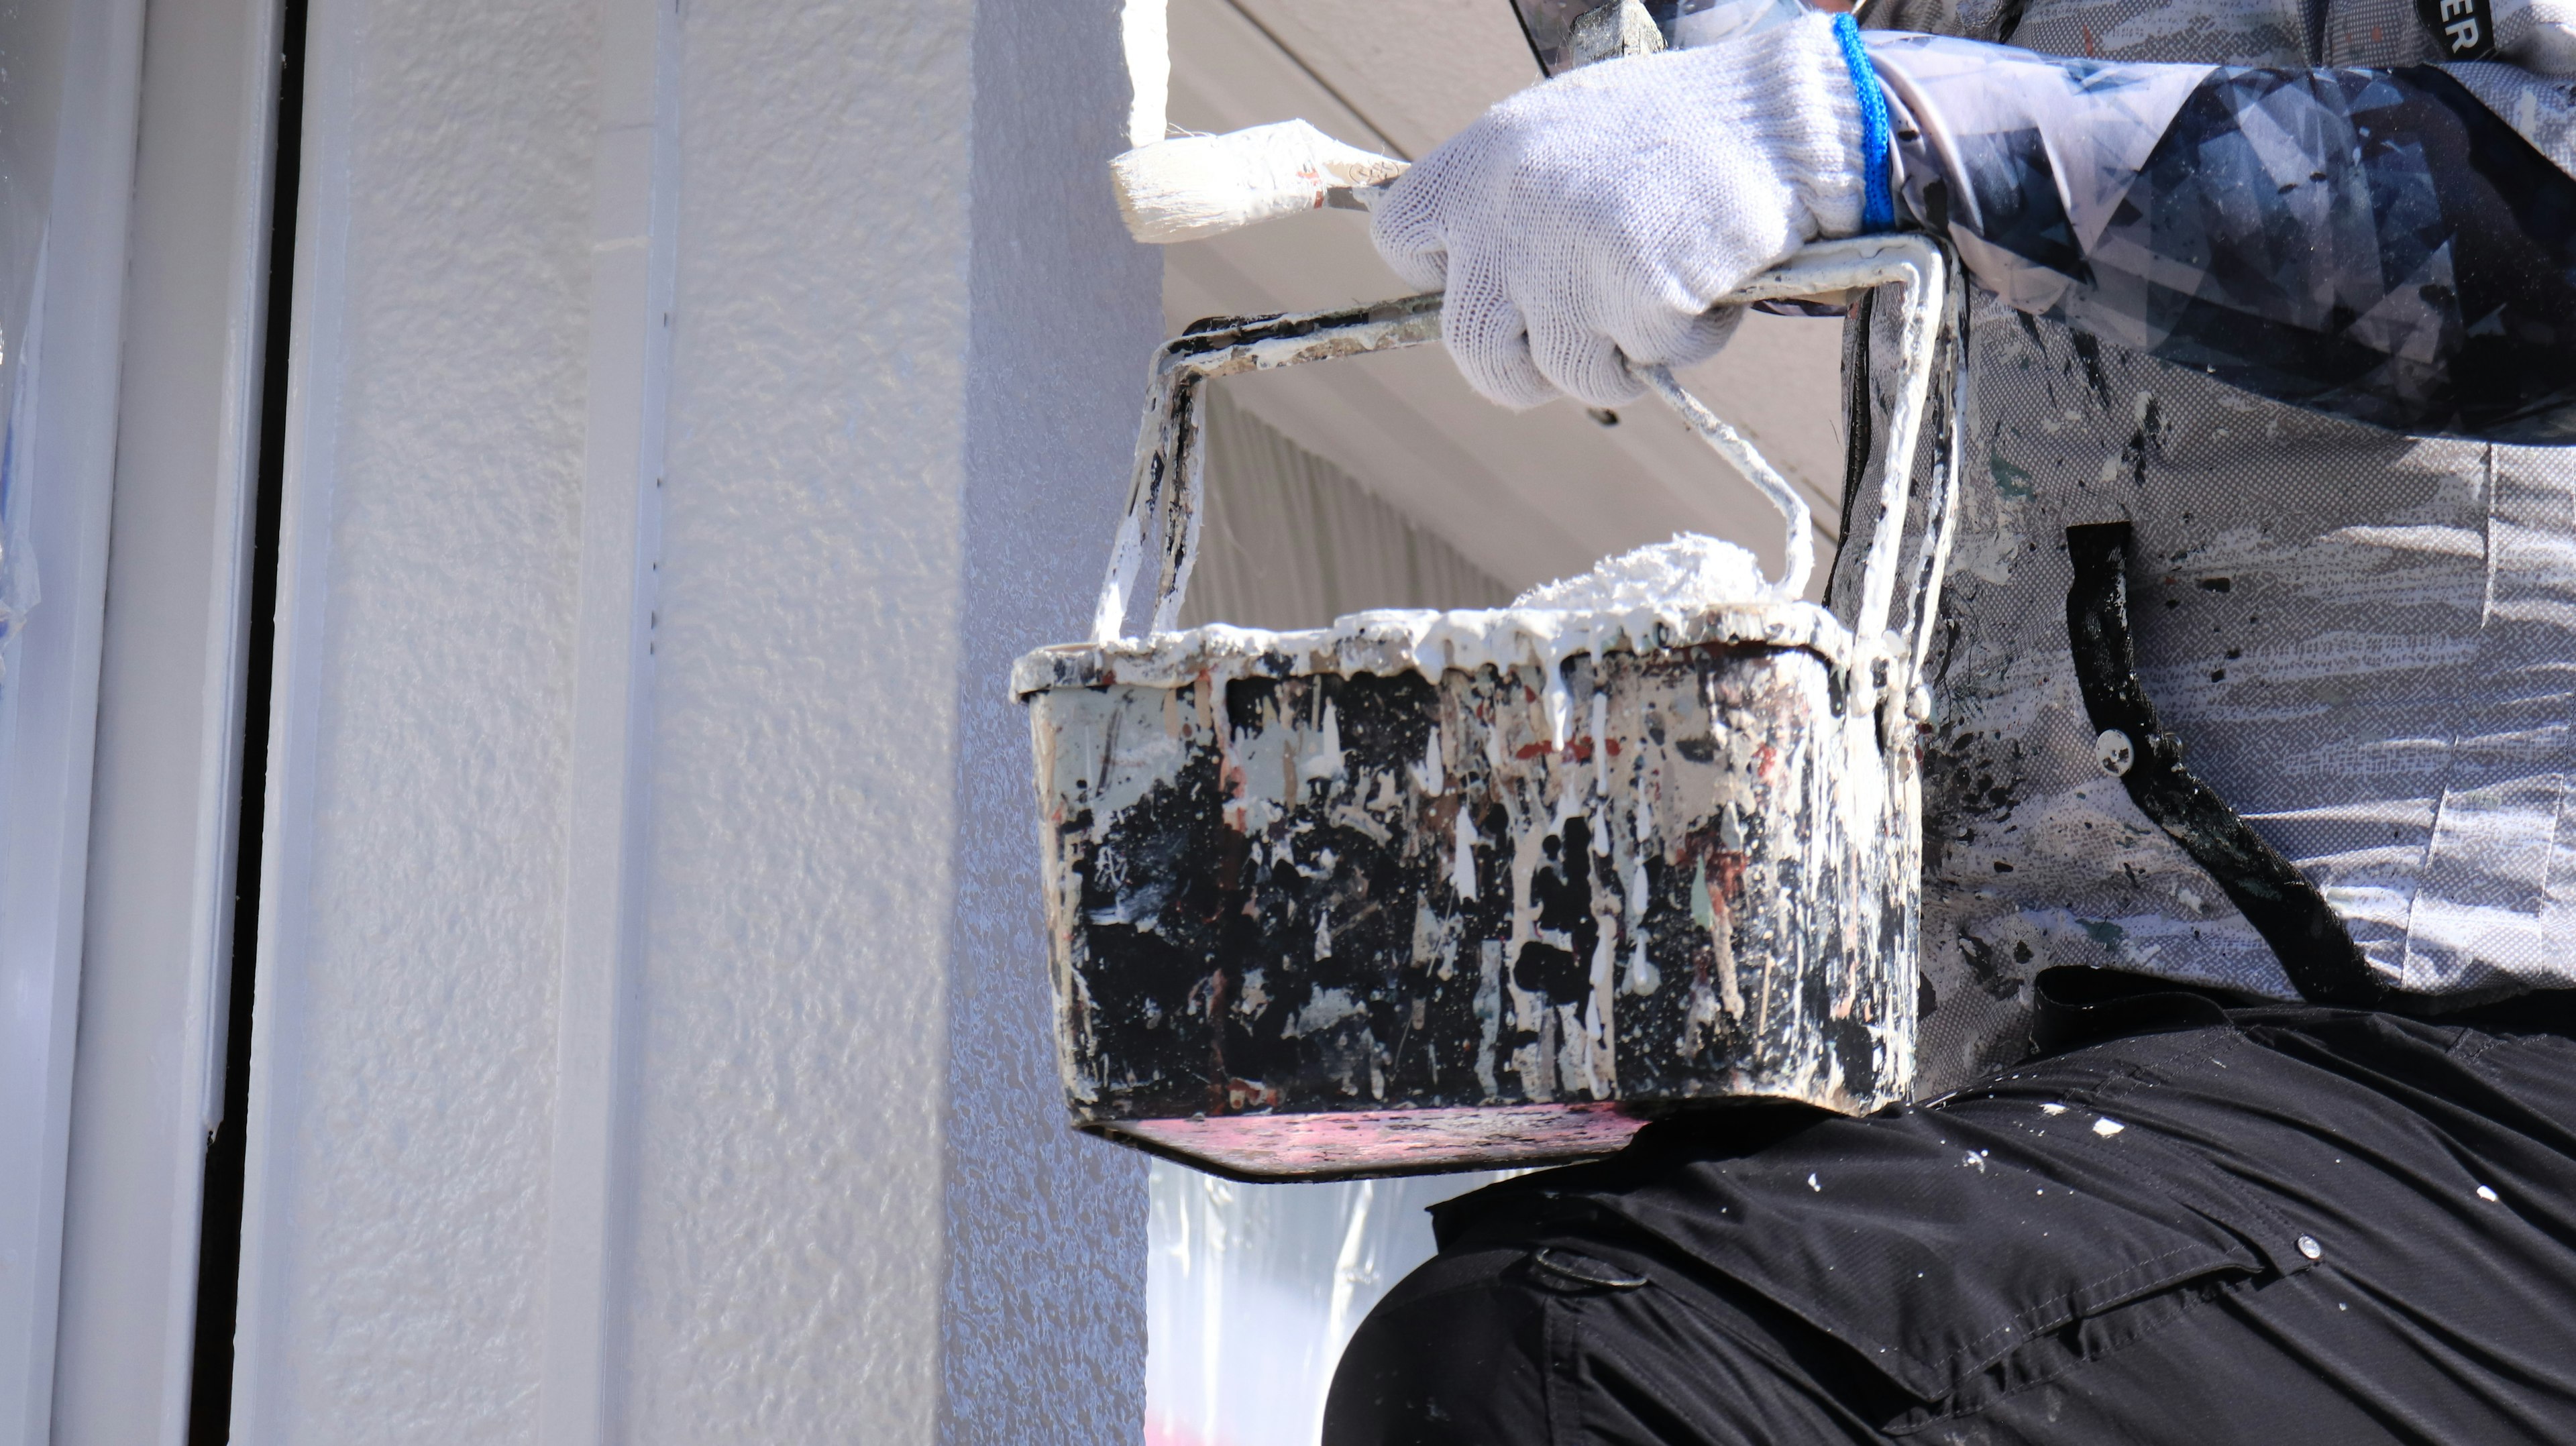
[1110,119,1409,245]
[1114,0,1840,246]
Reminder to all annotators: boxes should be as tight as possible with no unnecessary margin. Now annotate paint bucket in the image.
[1014,235,1964,1180]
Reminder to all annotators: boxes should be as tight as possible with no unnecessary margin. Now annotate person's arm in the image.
[1372,17,2576,437]
[1870,36,2576,437]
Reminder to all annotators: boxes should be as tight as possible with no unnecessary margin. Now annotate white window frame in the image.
[3,0,282,1441]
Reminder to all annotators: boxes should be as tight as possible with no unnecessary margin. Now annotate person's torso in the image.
[1845,0,2576,1087]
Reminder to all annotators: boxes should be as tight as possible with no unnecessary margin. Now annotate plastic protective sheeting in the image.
[1144,1162,1514,1446]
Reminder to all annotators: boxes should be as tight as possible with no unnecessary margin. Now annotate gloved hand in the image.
[1371,13,1869,408]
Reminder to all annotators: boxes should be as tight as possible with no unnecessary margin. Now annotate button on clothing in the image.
[1325,998,2576,1443]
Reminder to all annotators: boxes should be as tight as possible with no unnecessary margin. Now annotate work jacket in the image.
[1821,0,2576,1086]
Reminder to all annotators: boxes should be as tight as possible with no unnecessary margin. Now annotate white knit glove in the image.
[1371,13,1868,409]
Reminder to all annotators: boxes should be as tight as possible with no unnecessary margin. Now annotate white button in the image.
[2298,1235,2323,1260]
[2095,728,2135,777]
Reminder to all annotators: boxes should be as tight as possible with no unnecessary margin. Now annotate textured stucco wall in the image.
[252,0,598,1437]
[235,0,1155,1438]
[946,1,1162,1439]
[621,0,972,1438]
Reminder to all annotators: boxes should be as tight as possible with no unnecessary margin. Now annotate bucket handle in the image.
[1089,234,1963,697]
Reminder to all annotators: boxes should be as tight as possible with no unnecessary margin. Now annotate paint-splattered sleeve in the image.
[1868,34,2576,437]
[1857,0,2027,41]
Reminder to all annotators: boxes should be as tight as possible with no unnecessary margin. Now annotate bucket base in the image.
[1089,1102,1650,1182]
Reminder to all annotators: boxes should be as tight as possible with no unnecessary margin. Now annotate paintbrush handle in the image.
[1322,178,1403,213]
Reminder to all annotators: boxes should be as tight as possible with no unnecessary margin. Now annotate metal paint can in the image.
[1015,236,1963,1179]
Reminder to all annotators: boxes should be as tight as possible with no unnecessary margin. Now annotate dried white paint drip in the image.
[1474,940,1504,1099]
[1551,755,1586,826]
[1541,658,1574,753]
[1413,726,1445,795]
[1451,810,1480,900]
[1626,938,1660,996]
[1299,700,1346,780]
[1587,934,1619,1095]
[1517,535,1767,755]
[1591,689,1613,800]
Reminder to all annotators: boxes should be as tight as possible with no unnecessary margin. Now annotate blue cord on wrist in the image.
[1831,12,1897,233]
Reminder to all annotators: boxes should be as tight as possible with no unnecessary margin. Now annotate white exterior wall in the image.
[946,5,1163,1435]
[233,0,599,1433]
[229,0,1155,1439]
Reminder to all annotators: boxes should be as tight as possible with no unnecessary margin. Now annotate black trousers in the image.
[1324,982,2576,1444]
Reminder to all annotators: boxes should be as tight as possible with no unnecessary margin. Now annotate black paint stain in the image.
[2068,328,2115,408]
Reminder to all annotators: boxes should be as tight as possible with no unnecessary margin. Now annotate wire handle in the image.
[1090,234,1962,706]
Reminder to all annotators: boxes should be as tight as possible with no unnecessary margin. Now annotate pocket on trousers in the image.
[1583,1034,2313,1423]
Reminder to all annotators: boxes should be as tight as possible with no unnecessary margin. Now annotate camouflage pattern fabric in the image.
[1827,0,2576,1090]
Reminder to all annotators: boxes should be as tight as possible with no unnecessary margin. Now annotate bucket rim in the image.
[1010,597,1855,698]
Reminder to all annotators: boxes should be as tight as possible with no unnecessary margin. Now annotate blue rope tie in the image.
[1831,13,1897,234]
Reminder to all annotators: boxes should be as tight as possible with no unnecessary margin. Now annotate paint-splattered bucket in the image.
[1014,235,1964,1180]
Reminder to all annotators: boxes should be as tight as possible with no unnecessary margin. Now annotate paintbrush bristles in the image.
[1111,120,1409,244]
